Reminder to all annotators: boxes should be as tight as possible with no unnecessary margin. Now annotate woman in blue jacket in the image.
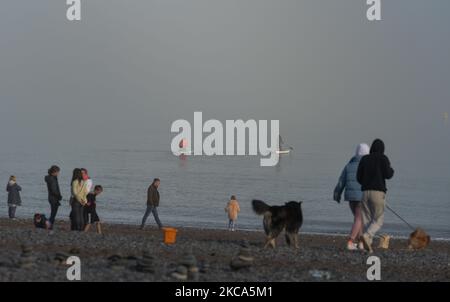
[334,143,370,250]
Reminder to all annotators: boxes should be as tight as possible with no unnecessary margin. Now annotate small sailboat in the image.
[276,135,293,155]
[178,138,191,155]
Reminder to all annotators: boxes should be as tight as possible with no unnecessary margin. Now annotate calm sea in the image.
[0,148,449,239]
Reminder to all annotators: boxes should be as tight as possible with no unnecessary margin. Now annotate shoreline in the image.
[0,218,449,281]
[3,215,448,242]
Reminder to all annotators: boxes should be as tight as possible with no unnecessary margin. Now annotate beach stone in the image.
[21,245,32,254]
[199,260,209,273]
[171,265,188,281]
[238,247,254,262]
[69,247,80,255]
[136,252,155,273]
[18,246,36,269]
[230,258,252,271]
[188,266,200,281]
[230,244,254,271]
[309,269,332,280]
[0,257,12,267]
[54,252,70,263]
[108,254,132,270]
[107,254,123,262]
[178,250,200,280]
[180,254,197,267]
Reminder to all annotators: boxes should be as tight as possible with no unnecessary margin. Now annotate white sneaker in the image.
[358,241,365,251]
[346,240,358,251]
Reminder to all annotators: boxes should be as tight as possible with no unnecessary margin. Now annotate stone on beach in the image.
[230,243,254,271]
[18,245,36,269]
[170,249,199,281]
[54,252,70,264]
[136,251,155,273]
[170,265,188,281]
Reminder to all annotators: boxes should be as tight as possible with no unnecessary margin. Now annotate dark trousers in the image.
[8,206,16,219]
[49,201,59,226]
[141,205,163,228]
[71,201,85,231]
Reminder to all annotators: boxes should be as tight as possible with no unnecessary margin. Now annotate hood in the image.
[355,143,370,157]
[370,139,385,154]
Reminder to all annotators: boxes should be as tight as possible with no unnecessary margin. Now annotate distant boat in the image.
[276,135,293,155]
[178,139,191,155]
[276,150,291,155]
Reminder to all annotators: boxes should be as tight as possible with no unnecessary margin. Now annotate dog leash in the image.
[385,202,415,231]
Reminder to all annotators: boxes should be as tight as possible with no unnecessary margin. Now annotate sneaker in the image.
[358,241,365,251]
[346,240,358,251]
[360,234,373,253]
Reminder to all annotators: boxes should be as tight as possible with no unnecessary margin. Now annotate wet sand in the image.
[0,218,449,282]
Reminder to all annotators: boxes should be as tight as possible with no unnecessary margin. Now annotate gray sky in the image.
[1,0,449,164]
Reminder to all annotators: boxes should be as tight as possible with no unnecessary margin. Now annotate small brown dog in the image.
[408,228,430,250]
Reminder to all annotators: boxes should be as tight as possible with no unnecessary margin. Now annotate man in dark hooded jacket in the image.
[357,139,394,252]
[45,165,63,229]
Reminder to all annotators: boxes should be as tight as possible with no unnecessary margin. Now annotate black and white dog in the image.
[252,200,303,249]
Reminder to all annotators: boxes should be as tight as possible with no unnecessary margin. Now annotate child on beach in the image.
[225,196,240,231]
[6,176,22,219]
[84,185,104,234]
[334,143,370,251]
[81,168,93,193]
[34,213,51,230]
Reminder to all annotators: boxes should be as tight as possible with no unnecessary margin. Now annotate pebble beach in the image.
[0,218,449,282]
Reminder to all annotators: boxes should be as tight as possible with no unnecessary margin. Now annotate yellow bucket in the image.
[162,227,178,245]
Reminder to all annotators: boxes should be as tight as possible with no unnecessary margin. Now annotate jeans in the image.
[141,205,163,228]
[71,201,85,231]
[8,206,16,219]
[228,219,236,230]
[49,201,60,226]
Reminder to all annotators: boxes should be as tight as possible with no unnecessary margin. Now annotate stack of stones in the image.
[136,251,155,273]
[171,249,199,281]
[18,245,35,269]
[199,260,209,274]
[108,254,128,270]
[54,252,70,266]
[230,242,254,271]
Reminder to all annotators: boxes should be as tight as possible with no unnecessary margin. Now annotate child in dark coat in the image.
[6,176,22,219]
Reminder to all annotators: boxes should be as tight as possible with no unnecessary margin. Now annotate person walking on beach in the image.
[357,139,395,252]
[6,176,22,219]
[45,165,62,229]
[225,195,240,231]
[84,185,104,234]
[70,168,89,231]
[140,178,163,230]
[334,143,370,250]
